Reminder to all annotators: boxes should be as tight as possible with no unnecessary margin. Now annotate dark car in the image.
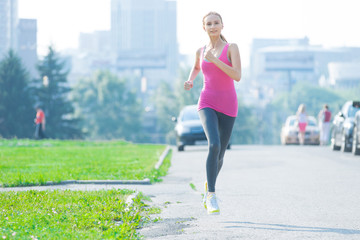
[353,110,360,155]
[331,101,360,152]
[173,105,207,151]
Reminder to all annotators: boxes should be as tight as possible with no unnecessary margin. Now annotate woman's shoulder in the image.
[228,43,239,50]
[194,47,201,59]
[227,43,240,57]
[195,46,207,57]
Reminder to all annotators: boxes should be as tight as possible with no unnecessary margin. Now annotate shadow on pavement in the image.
[222,221,360,235]
[139,217,194,238]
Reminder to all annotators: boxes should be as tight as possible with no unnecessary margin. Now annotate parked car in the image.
[280,115,320,145]
[173,105,232,151]
[331,101,360,152]
[173,105,207,151]
[352,110,360,155]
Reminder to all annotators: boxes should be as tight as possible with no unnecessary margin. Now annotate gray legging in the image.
[199,107,236,192]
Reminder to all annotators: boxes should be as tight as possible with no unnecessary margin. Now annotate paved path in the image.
[2,145,360,239]
[139,145,360,240]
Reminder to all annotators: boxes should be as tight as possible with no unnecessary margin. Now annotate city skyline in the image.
[18,0,360,67]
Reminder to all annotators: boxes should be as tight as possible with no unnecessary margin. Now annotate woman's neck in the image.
[208,36,222,49]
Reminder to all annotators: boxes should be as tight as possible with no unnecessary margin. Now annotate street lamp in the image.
[43,76,49,87]
[141,76,147,93]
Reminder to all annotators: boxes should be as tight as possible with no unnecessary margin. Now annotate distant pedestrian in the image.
[34,106,46,139]
[318,104,332,145]
[184,11,241,215]
[296,104,307,145]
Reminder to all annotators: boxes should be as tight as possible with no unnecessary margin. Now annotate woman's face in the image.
[203,14,223,37]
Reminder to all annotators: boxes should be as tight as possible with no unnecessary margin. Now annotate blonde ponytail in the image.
[220,34,227,43]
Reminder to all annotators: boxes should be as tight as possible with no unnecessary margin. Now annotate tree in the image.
[0,50,34,138]
[32,46,82,139]
[175,66,203,108]
[259,83,346,144]
[271,83,345,116]
[231,100,258,144]
[72,70,143,141]
[152,81,179,144]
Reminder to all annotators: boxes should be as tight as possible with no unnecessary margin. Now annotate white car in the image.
[281,115,320,145]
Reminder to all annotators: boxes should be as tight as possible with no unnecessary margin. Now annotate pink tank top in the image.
[198,43,238,117]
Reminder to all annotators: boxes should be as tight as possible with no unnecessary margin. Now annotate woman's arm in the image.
[184,48,202,90]
[204,43,241,81]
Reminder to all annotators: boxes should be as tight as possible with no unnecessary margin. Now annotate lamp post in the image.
[42,75,50,124]
[43,75,49,87]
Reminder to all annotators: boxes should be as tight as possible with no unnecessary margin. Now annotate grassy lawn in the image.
[0,139,171,187]
[0,139,172,238]
[0,189,159,239]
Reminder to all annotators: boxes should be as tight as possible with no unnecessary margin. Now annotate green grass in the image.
[189,182,197,191]
[0,139,171,187]
[0,189,155,239]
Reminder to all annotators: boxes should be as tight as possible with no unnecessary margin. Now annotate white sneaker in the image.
[206,193,220,215]
[203,181,208,209]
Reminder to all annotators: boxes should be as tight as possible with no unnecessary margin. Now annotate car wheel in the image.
[331,131,341,151]
[178,145,184,151]
[352,126,360,156]
[341,132,352,152]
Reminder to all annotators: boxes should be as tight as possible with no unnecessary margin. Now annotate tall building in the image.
[111,0,178,91]
[79,31,111,55]
[0,0,18,59]
[249,37,309,81]
[65,30,113,86]
[249,38,360,93]
[328,62,360,88]
[18,18,38,78]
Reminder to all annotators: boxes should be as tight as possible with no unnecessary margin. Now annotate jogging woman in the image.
[184,11,241,215]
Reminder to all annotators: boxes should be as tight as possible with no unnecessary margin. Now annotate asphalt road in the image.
[2,145,360,239]
[138,145,360,240]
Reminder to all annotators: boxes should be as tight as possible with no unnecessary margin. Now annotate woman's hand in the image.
[204,48,216,63]
[184,80,193,90]
[204,43,241,81]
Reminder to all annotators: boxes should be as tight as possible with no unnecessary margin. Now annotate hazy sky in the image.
[19,0,360,67]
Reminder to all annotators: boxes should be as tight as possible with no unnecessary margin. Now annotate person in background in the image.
[184,11,241,215]
[34,106,46,139]
[318,104,332,145]
[296,104,308,145]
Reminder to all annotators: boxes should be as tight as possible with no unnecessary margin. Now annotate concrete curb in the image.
[1,145,172,188]
[45,179,151,185]
[125,191,139,211]
[155,145,171,170]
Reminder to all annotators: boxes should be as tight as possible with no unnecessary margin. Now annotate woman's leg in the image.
[299,131,305,145]
[216,111,236,176]
[298,123,306,145]
[323,122,330,144]
[199,108,221,193]
[35,124,40,139]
